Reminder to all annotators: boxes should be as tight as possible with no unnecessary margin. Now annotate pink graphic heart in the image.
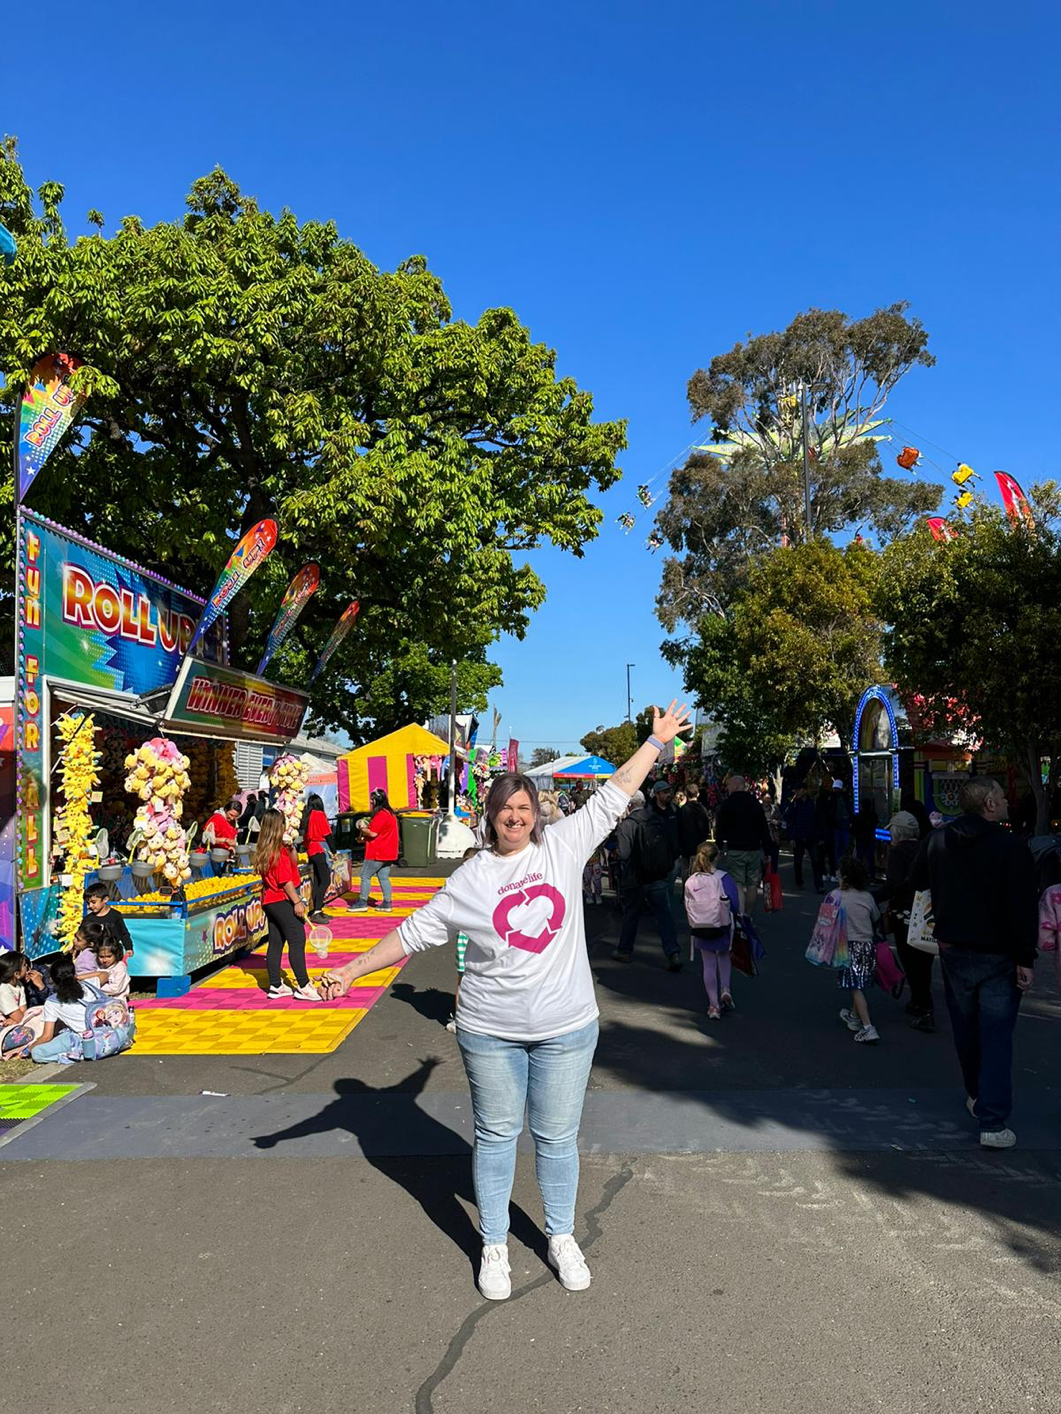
[492,883,566,954]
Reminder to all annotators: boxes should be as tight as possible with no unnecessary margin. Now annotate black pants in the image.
[792,839,822,889]
[264,899,309,989]
[310,853,330,913]
[895,926,935,1014]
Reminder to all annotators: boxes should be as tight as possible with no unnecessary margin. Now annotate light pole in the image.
[626,663,635,722]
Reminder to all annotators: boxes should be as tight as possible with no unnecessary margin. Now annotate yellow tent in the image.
[337,724,453,813]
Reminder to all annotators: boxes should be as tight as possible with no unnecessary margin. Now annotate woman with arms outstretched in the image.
[320,700,690,1301]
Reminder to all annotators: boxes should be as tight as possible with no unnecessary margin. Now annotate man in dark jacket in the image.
[614,781,682,970]
[910,776,1037,1149]
[677,783,712,876]
[784,788,823,892]
[715,776,771,915]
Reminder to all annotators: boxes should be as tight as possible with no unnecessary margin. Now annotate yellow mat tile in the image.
[130,1008,367,1055]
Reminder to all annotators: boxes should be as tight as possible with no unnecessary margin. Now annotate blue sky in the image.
[9,1,1058,754]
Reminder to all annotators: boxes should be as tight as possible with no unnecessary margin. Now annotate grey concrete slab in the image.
[5,1085,1059,1160]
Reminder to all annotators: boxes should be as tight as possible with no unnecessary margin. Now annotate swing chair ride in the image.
[615,396,1035,557]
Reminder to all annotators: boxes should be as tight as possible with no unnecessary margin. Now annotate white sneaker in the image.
[478,1243,511,1300]
[266,983,293,1000]
[979,1128,1017,1149]
[292,983,321,1002]
[548,1234,591,1291]
[854,1024,880,1044]
[839,1008,862,1032]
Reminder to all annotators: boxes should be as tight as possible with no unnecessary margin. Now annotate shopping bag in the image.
[874,940,906,997]
[731,918,758,978]
[906,889,938,955]
[763,865,783,913]
[806,891,846,967]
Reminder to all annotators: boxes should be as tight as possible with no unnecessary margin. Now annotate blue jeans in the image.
[457,1018,599,1245]
[618,877,679,959]
[31,1029,79,1063]
[939,947,1022,1132]
[359,860,392,908]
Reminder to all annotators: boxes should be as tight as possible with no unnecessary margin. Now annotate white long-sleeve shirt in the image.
[399,781,629,1041]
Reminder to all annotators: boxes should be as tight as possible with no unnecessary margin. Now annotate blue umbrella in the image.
[553,755,615,779]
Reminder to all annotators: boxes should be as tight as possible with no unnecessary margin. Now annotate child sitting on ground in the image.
[684,841,741,1020]
[21,955,92,1064]
[72,918,107,976]
[834,854,882,1045]
[81,937,130,1000]
[0,951,29,1026]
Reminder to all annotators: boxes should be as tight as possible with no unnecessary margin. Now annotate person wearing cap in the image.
[613,779,682,969]
[875,810,934,1029]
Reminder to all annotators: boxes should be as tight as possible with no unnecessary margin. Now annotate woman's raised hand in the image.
[652,699,692,745]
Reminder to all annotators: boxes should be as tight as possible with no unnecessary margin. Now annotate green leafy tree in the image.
[656,304,939,631]
[579,721,638,764]
[528,746,557,769]
[634,705,655,745]
[680,542,882,772]
[879,499,1061,831]
[0,144,625,731]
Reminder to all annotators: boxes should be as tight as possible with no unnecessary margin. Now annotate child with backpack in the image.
[685,841,740,1020]
[21,955,92,1063]
[834,855,882,1045]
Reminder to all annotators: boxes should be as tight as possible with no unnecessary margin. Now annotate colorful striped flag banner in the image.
[188,519,278,654]
[17,353,86,504]
[257,563,320,676]
[308,600,360,684]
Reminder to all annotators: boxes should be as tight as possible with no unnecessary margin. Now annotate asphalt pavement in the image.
[4,857,1059,1413]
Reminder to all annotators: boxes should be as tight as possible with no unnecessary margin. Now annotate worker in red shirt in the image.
[352,788,400,911]
[204,799,242,859]
[301,793,335,922]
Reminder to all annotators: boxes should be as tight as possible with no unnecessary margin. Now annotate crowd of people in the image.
[3,713,1056,1299]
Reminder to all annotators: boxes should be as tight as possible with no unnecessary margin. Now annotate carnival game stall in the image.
[336,723,453,814]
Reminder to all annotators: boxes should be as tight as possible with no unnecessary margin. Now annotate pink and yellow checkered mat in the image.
[131,879,443,1055]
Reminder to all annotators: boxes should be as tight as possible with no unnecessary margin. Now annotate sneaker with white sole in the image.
[979,1127,1017,1149]
[548,1234,591,1291]
[839,1008,862,1032]
[292,983,321,1002]
[478,1243,511,1300]
[267,983,293,1000]
[854,1024,880,1044]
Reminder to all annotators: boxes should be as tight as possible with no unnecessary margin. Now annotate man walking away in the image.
[715,776,771,916]
[678,783,712,878]
[910,776,1037,1149]
[785,788,824,892]
[614,782,682,970]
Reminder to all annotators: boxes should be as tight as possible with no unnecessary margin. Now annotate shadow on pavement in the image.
[249,1058,549,1272]
[390,982,455,1027]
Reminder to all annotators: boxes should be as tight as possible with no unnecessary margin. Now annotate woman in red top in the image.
[352,788,400,911]
[253,809,318,1001]
[301,793,334,922]
[204,799,241,856]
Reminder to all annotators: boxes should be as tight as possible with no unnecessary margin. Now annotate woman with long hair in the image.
[300,792,334,922]
[22,955,90,1063]
[254,808,317,1001]
[320,701,691,1301]
[352,788,399,912]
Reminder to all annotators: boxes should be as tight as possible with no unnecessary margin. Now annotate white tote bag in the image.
[906,889,938,955]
